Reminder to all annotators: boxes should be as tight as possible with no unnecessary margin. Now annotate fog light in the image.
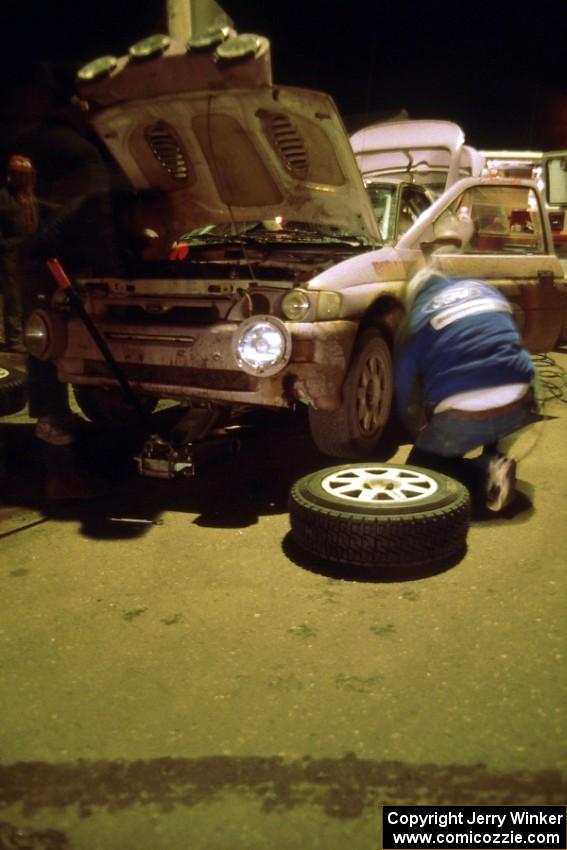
[233,316,291,376]
[77,55,117,83]
[281,289,311,321]
[129,34,171,61]
[188,25,231,51]
[216,33,261,61]
[24,309,67,360]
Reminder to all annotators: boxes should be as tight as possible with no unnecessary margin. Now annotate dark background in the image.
[0,0,566,149]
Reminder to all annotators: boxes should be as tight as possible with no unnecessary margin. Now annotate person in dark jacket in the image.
[0,154,41,350]
[395,269,539,512]
[20,188,171,500]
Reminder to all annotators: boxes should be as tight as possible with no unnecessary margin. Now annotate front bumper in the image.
[53,316,358,411]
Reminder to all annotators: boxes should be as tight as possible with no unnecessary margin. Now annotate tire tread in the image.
[0,365,27,416]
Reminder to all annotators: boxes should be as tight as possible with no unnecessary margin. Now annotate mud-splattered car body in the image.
[26,32,567,459]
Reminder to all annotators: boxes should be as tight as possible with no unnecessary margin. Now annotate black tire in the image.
[72,385,157,426]
[0,362,27,416]
[289,462,471,570]
[308,328,393,458]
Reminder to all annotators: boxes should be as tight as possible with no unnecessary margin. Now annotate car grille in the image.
[83,360,258,391]
[105,304,220,324]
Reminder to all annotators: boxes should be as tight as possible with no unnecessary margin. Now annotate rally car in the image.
[24,29,566,462]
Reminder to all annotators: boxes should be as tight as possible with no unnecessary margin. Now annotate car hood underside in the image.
[89,85,379,242]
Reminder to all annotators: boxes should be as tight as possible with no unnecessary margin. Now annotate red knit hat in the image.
[8,154,35,174]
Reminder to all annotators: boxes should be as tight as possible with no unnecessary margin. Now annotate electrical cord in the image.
[532,352,567,405]
[508,352,567,462]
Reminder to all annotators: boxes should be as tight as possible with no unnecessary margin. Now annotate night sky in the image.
[1,0,566,149]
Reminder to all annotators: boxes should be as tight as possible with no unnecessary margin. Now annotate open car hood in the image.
[350,120,484,190]
[85,72,379,241]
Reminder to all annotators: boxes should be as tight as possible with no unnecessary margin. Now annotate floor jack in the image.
[48,258,242,479]
[134,406,243,479]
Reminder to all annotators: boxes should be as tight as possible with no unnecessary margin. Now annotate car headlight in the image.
[233,316,291,376]
[24,309,67,360]
[281,289,311,321]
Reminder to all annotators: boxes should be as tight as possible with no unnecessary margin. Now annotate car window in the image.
[402,187,431,218]
[365,184,397,242]
[545,156,567,206]
[438,185,546,254]
[365,184,432,243]
[398,187,431,235]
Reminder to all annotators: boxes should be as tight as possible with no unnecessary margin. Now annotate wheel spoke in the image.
[397,482,432,495]
[355,352,390,436]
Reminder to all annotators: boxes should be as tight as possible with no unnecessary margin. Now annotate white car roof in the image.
[350,120,483,188]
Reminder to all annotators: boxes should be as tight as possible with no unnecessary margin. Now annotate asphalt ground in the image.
[0,348,566,850]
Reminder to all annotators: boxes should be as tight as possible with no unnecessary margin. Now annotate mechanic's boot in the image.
[485,454,517,512]
[35,415,80,447]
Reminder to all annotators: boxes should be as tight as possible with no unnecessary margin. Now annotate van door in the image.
[427,183,566,351]
[543,150,567,263]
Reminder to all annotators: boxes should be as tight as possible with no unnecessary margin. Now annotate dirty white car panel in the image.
[312,176,565,353]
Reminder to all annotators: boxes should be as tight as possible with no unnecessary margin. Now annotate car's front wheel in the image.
[308,328,393,458]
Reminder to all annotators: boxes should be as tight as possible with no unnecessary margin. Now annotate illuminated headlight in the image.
[233,316,291,376]
[24,309,67,361]
[281,289,311,321]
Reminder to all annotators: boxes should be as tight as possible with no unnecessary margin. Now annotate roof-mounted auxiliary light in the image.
[129,34,171,61]
[216,33,262,62]
[188,25,232,52]
[76,55,118,83]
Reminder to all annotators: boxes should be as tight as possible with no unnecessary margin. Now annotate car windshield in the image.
[181,220,373,247]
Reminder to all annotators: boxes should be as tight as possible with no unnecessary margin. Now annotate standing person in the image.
[21,188,171,500]
[394,270,539,513]
[0,154,40,351]
[0,61,115,208]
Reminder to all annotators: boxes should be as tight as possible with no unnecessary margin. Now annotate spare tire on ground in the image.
[289,462,471,570]
[0,362,27,416]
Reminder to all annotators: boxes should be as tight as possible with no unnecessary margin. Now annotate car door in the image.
[423,182,566,352]
[543,150,567,262]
